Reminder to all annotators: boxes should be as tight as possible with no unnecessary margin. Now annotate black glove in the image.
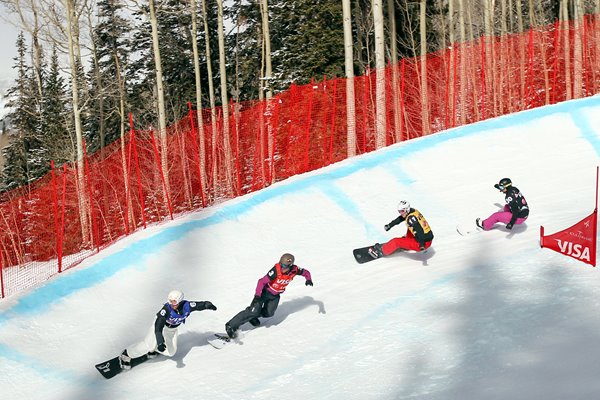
[205,301,217,310]
[305,279,313,286]
[506,222,514,230]
[384,224,391,231]
[157,342,166,352]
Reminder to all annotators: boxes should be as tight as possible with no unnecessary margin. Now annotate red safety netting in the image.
[1,15,599,298]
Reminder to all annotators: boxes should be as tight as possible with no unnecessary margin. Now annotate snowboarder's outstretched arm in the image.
[189,301,217,311]
[385,215,405,231]
[298,267,313,286]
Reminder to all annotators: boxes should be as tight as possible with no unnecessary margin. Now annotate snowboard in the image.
[95,353,149,379]
[207,333,231,349]
[456,220,484,236]
[353,245,379,264]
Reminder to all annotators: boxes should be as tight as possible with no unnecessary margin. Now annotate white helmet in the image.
[397,200,410,213]
[167,290,184,304]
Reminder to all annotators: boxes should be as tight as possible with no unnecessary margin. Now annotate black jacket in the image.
[504,186,529,225]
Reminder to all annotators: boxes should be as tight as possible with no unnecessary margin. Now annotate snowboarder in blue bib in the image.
[477,178,529,231]
[119,290,216,369]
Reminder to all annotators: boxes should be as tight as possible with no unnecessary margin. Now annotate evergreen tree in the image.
[225,0,263,101]
[40,47,70,166]
[87,0,132,151]
[2,33,39,191]
[128,0,200,126]
[229,0,345,93]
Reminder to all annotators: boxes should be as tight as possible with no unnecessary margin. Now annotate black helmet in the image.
[279,253,295,268]
[495,178,512,191]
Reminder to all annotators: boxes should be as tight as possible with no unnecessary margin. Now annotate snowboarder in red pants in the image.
[476,178,529,231]
[369,200,434,258]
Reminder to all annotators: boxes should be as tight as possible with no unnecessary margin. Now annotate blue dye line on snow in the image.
[1,96,599,324]
[0,342,77,382]
[315,181,382,240]
[570,106,600,157]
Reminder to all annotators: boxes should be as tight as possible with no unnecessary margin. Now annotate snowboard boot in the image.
[119,350,132,370]
[368,243,384,259]
[476,218,484,230]
[249,317,261,327]
[225,324,237,339]
[147,351,158,359]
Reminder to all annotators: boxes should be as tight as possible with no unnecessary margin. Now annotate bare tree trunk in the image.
[500,0,507,114]
[343,0,356,156]
[189,0,207,198]
[482,0,495,116]
[148,0,170,205]
[372,0,386,148]
[447,0,455,126]
[86,10,105,148]
[216,0,234,196]
[63,0,89,243]
[387,0,401,142]
[516,0,526,104]
[259,0,274,183]
[200,0,218,198]
[419,0,430,134]
[354,0,367,72]
[560,0,572,100]
[572,0,584,98]
[457,0,467,125]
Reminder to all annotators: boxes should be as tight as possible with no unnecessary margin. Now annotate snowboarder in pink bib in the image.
[477,178,529,231]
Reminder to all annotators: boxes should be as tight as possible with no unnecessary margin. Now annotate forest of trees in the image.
[0,0,597,191]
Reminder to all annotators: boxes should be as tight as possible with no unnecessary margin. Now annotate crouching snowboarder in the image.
[119,290,217,369]
[476,178,529,231]
[224,253,313,339]
[368,200,434,259]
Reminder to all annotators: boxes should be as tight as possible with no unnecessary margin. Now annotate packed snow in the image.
[1,96,600,400]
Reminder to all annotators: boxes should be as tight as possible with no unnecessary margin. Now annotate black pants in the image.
[227,291,280,331]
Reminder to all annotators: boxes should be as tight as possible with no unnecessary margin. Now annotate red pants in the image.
[382,230,432,255]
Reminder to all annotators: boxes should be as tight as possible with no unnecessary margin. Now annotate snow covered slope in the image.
[1,96,600,400]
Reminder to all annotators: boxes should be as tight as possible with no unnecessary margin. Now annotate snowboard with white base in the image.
[207,333,231,349]
[456,220,484,236]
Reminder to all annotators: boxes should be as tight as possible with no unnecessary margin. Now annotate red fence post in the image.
[149,131,173,221]
[362,74,368,152]
[452,44,458,128]
[129,116,148,227]
[230,99,241,196]
[83,140,99,252]
[480,35,486,121]
[187,102,206,207]
[552,20,560,104]
[328,78,338,165]
[582,15,589,97]
[0,248,3,298]
[445,47,451,130]
[268,96,281,184]
[59,164,67,273]
[51,161,60,273]
[303,78,315,173]
[400,59,406,141]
